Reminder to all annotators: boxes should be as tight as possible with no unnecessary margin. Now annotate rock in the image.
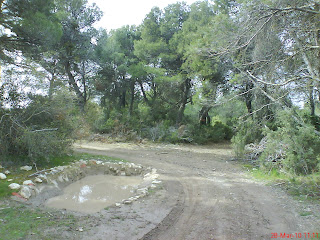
[123,200,132,204]
[143,170,159,181]
[0,173,6,179]
[120,171,126,176]
[58,175,65,182]
[20,166,32,171]
[49,180,59,188]
[34,177,43,183]
[12,192,27,201]
[152,180,162,184]
[77,227,84,232]
[4,170,10,175]
[115,203,121,207]
[19,186,32,199]
[137,188,148,196]
[8,183,21,190]
[80,164,86,168]
[23,180,34,185]
[89,160,97,165]
[8,179,13,182]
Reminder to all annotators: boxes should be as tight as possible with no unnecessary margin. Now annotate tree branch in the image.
[246,70,301,87]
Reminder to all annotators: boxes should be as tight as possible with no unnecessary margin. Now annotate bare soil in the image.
[16,141,320,240]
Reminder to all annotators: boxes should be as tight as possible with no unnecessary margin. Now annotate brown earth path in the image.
[73,141,319,240]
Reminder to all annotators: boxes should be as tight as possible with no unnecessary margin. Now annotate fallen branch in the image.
[274,182,286,186]
[28,169,51,177]
[30,128,58,133]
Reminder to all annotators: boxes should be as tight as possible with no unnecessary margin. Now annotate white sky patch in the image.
[88,0,200,31]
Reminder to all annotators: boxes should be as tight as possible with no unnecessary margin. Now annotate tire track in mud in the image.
[140,179,185,240]
[75,143,319,240]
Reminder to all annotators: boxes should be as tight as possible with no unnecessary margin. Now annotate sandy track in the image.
[74,141,319,240]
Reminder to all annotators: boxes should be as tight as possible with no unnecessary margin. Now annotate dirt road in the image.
[73,141,319,240]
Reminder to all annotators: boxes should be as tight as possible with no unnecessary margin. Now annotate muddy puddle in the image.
[45,174,143,214]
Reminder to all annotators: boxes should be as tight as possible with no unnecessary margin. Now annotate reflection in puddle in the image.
[46,175,143,213]
[72,185,93,203]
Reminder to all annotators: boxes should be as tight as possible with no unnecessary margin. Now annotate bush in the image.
[20,130,71,161]
[186,117,233,144]
[231,119,263,158]
[259,110,320,175]
[0,92,75,164]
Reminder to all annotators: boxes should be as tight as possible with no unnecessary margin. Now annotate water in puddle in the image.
[46,175,143,213]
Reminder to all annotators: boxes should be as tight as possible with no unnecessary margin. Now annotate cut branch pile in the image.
[244,137,287,165]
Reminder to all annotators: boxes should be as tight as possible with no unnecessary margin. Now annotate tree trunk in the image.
[129,80,135,116]
[176,78,191,126]
[64,61,86,112]
[119,90,126,108]
[48,76,54,100]
[244,81,254,116]
[199,106,212,126]
[138,80,151,106]
[309,85,315,116]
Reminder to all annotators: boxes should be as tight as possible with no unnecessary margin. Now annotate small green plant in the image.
[0,181,15,198]
[245,163,320,200]
[299,211,312,217]
[0,205,76,240]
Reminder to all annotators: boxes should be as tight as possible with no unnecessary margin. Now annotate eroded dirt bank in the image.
[72,141,319,240]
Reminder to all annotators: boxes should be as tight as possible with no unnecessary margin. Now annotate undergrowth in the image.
[243,164,320,201]
[0,205,76,240]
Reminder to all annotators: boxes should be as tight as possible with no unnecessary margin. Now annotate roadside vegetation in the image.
[243,165,320,201]
[0,205,77,240]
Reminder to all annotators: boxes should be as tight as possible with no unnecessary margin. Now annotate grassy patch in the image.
[72,152,127,163]
[299,211,313,217]
[243,164,320,201]
[0,205,76,240]
[0,182,15,198]
[0,152,126,170]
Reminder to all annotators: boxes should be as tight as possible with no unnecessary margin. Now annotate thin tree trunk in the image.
[138,80,150,106]
[176,78,191,126]
[129,80,135,116]
[48,76,54,100]
[309,85,315,116]
[245,81,254,116]
[65,61,86,112]
[199,106,212,126]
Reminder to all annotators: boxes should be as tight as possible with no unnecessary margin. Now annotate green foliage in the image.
[246,164,320,200]
[231,119,263,159]
[20,130,71,161]
[0,205,76,240]
[0,90,77,164]
[189,118,233,144]
[0,181,14,198]
[260,110,320,175]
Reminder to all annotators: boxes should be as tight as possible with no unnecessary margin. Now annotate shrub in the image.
[0,92,75,164]
[20,130,71,161]
[259,110,320,175]
[231,119,263,158]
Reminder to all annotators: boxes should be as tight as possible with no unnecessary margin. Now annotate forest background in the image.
[0,0,319,181]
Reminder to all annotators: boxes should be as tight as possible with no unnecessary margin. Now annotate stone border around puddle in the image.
[9,160,161,208]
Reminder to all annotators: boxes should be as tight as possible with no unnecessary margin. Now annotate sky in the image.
[88,0,200,31]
